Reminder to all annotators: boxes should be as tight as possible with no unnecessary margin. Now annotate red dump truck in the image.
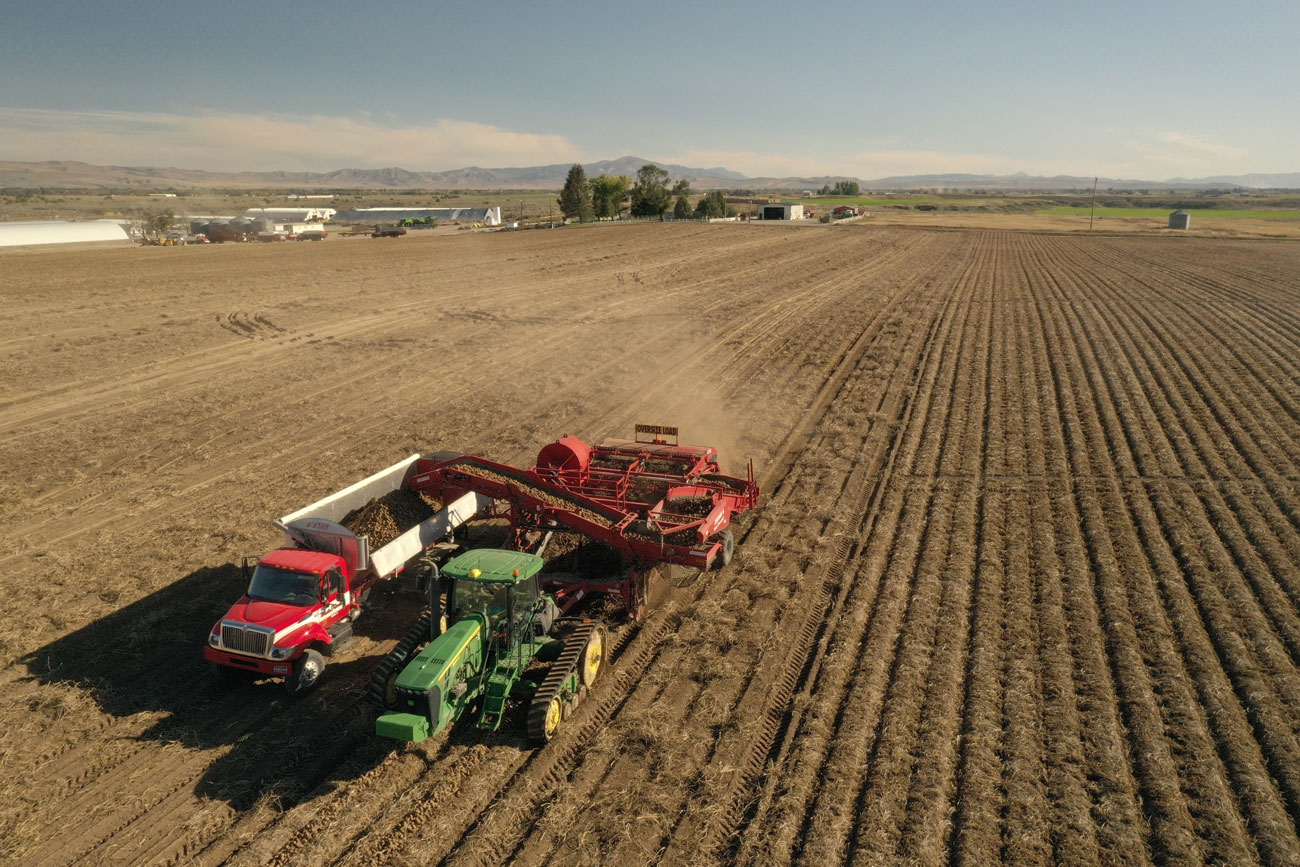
[204,454,489,694]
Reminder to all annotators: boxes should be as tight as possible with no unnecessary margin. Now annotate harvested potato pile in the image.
[342,489,443,549]
[663,495,715,518]
[448,461,615,528]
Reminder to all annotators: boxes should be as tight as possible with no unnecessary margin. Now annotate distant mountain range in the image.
[0,158,1297,192]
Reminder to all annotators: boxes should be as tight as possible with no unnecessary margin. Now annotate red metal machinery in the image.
[410,425,760,618]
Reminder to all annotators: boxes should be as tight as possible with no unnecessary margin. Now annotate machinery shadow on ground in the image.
[19,562,421,808]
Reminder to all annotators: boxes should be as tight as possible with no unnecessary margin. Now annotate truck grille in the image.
[221,623,272,656]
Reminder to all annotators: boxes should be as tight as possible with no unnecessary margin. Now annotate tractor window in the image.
[508,578,540,645]
[451,580,507,631]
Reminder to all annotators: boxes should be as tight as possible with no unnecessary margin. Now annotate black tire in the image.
[368,656,404,711]
[526,692,564,746]
[286,649,326,696]
[713,528,735,569]
[367,611,433,710]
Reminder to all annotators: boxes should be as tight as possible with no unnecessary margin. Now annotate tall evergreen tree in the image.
[558,164,594,222]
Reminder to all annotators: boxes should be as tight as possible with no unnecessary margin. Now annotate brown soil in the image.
[2,224,1299,866]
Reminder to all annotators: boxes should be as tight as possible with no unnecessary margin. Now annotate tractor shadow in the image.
[18,562,434,809]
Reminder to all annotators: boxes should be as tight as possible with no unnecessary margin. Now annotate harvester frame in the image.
[408,425,759,620]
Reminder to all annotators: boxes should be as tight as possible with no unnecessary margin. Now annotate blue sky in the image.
[1,0,1294,179]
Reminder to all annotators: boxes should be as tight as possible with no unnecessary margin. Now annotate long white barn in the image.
[242,207,336,222]
[332,207,502,226]
[0,220,131,248]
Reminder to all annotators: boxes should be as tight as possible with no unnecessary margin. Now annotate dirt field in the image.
[2,223,1299,865]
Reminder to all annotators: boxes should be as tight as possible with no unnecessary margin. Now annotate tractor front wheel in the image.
[286,649,325,696]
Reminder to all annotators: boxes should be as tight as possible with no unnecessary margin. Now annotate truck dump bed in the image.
[277,454,488,579]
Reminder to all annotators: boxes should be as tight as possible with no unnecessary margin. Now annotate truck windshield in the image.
[451,580,507,630]
[248,566,318,607]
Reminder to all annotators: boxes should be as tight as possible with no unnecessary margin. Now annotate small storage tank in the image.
[1169,210,1191,230]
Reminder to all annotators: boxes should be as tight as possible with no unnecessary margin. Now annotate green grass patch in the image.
[1040,206,1300,220]
[800,196,985,207]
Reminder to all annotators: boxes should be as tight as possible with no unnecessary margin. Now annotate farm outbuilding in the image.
[0,220,131,248]
[242,207,336,223]
[760,203,804,220]
[332,207,502,226]
[1169,210,1191,229]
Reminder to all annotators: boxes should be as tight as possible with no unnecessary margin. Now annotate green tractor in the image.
[371,549,606,745]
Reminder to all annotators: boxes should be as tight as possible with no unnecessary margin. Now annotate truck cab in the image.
[204,548,357,694]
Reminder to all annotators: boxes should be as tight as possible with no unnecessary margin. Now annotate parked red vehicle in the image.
[204,454,487,694]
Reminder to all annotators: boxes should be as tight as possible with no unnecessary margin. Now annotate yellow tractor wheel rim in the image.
[545,697,562,738]
[583,632,604,684]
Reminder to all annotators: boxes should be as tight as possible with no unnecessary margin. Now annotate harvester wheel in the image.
[527,694,564,745]
[713,529,735,569]
[580,626,606,687]
[286,649,325,696]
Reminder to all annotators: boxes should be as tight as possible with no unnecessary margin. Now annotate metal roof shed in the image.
[0,220,131,248]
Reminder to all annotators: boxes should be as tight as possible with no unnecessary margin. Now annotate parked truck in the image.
[204,454,489,695]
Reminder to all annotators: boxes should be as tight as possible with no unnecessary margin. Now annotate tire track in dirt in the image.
[2,227,894,863]
[134,227,935,863]
[8,229,1300,866]
[728,235,991,865]
[1034,235,1300,861]
[349,237,955,867]
[1022,233,1259,863]
[0,228,902,571]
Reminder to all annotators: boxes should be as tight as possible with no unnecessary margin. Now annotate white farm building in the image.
[331,207,502,226]
[242,207,336,223]
[0,220,131,248]
[759,203,804,220]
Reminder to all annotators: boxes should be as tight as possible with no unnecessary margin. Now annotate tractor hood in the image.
[396,617,482,692]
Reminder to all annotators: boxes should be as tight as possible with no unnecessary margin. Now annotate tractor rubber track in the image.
[525,621,598,744]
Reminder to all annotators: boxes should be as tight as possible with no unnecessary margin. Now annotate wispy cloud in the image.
[1124,131,1248,175]
[0,107,584,172]
[663,148,1138,181]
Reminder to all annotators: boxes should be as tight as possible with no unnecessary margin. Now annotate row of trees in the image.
[558,163,734,222]
[819,180,861,196]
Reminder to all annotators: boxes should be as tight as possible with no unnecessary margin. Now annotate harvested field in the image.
[1,224,1299,865]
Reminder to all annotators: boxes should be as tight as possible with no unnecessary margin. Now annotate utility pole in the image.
[1089,176,1098,232]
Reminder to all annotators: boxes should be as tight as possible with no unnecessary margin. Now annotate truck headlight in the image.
[209,632,221,647]
[271,646,294,659]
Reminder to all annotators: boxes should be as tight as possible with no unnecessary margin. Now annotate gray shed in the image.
[1169,210,1191,229]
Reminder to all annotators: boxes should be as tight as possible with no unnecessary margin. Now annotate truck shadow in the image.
[19,562,444,809]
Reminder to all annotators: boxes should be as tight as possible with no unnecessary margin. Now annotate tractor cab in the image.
[443,550,556,660]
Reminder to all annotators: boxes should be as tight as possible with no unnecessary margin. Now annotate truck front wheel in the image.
[286,649,326,696]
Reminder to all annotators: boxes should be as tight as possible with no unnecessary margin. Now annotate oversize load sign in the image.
[635,424,679,441]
